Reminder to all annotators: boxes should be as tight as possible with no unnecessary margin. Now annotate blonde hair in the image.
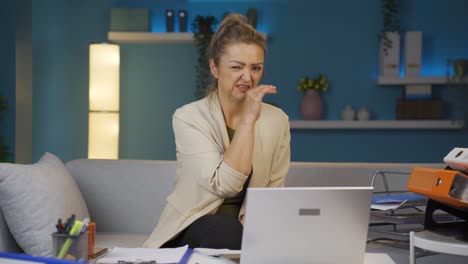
[206,13,267,96]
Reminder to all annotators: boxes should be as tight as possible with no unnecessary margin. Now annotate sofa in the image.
[6,157,465,263]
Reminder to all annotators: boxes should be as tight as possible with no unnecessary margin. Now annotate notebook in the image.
[240,187,373,264]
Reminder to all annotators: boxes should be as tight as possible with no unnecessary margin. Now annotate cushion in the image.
[0,152,89,256]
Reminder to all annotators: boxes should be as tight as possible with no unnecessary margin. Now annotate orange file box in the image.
[407,167,468,208]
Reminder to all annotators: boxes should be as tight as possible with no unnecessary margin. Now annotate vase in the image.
[301,89,323,120]
[165,9,174,32]
[379,32,400,78]
[178,10,188,32]
[341,105,355,121]
[357,106,370,121]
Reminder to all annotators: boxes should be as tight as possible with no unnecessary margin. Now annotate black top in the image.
[216,126,251,218]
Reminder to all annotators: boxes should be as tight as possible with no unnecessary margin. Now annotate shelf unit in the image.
[289,120,465,130]
[377,76,448,85]
[108,32,194,44]
[377,76,468,121]
[108,31,268,44]
[378,76,468,86]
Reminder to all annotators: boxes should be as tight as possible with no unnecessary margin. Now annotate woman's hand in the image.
[223,84,277,176]
[240,85,277,125]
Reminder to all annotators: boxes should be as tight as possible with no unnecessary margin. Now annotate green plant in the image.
[0,96,10,162]
[379,0,400,55]
[297,74,330,93]
[191,15,219,99]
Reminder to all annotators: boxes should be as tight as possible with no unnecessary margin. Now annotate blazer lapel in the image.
[208,94,230,151]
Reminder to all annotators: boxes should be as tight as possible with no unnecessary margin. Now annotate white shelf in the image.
[108,31,268,44]
[108,32,195,44]
[289,120,465,130]
[377,76,448,85]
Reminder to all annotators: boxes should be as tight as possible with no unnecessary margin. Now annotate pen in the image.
[64,214,75,234]
[80,218,90,234]
[92,247,109,259]
[56,219,64,233]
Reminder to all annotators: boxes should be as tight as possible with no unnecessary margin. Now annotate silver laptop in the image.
[240,187,373,264]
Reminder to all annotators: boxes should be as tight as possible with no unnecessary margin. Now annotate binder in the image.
[407,167,468,208]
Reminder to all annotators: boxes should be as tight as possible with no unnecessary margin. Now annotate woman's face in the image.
[210,43,264,103]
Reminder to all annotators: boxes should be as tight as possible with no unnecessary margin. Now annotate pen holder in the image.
[52,232,88,261]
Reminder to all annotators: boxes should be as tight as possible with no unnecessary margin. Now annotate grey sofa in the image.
[71,160,444,247]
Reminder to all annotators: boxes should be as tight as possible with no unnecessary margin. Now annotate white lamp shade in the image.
[88,112,119,159]
[89,43,120,111]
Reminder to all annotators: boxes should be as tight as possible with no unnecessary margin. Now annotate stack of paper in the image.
[93,246,397,264]
[191,248,240,264]
[371,192,426,210]
[96,245,189,264]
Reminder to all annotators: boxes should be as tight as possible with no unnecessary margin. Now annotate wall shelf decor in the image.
[289,120,464,130]
[108,31,268,44]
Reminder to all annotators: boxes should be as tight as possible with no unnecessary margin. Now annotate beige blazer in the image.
[143,94,291,248]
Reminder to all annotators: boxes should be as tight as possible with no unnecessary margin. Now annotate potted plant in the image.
[0,95,10,162]
[191,15,219,99]
[297,74,329,93]
[297,74,330,120]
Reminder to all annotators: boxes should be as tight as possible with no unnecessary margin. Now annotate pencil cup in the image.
[52,232,88,261]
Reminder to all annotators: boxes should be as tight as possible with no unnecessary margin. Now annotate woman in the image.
[144,13,290,249]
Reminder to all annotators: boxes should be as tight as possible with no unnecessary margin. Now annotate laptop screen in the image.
[241,187,373,264]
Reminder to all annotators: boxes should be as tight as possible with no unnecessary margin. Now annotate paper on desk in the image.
[96,245,188,264]
[195,248,241,257]
[371,192,426,211]
[371,200,407,210]
[189,249,394,264]
[189,248,241,264]
[364,253,396,264]
[188,253,238,264]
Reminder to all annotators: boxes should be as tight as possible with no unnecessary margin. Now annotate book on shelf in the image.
[396,98,443,120]
[404,84,432,100]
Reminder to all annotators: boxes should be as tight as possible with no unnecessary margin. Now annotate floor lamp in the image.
[88,43,120,159]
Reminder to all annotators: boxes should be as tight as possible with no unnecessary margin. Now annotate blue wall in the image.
[32,0,113,162]
[30,0,468,163]
[0,0,16,161]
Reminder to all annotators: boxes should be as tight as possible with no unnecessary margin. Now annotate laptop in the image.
[240,187,373,264]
